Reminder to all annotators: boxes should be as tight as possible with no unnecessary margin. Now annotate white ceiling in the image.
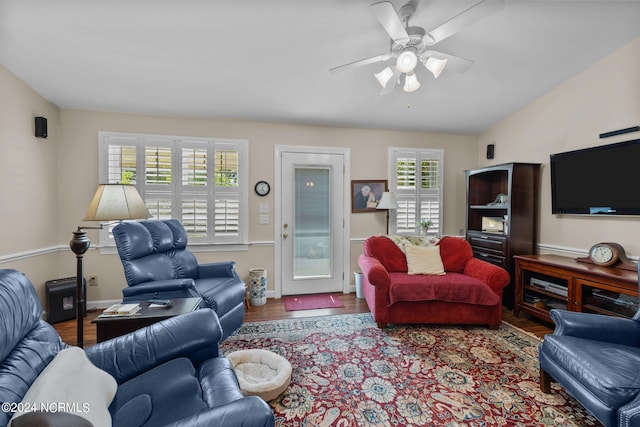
[1,0,639,134]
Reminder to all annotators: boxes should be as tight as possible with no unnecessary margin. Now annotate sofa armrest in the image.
[165,397,275,427]
[122,279,199,301]
[620,391,640,427]
[550,309,640,346]
[358,254,390,289]
[462,258,510,294]
[85,309,222,384]
[198,261,239,279]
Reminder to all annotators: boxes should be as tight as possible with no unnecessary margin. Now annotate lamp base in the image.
[386,211,390,235]
[70,228,91,348]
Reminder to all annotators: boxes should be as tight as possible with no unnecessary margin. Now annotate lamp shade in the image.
[376,192,399,210]
[403,72,421,93]
[424,57,448,79]
[374,66,395,88]
[82,184,151,221]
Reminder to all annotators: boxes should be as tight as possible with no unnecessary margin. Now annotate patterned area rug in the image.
[284,294,345,311]
[222,313,599,426]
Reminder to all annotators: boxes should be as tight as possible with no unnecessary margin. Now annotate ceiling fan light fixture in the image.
[396,50,418,73]
[403,72,420,93]
[374,66,395,88]
[424,57,448,79]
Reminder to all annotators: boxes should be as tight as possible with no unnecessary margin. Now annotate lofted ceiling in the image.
[1,0,639,134]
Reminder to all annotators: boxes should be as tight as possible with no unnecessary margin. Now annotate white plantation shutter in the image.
[145,199,172,220]
[106,141,137,184]
[182,147,208,186]
[214,150,239,187]
[182,198,208,239]
[212,148,241,242]
[145,146,172,185]
[99,132,248,246]
[214,198,240,237]
[389,148,444,235]
[395,198,416,234]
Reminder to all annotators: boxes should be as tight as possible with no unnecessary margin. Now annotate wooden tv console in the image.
[514,254,638,323]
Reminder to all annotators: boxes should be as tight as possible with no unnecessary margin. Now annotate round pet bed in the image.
[226,349,292,402]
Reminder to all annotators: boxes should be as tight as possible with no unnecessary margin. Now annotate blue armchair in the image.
[113,219,245,340]
[0,268,274,427]
[539,267,640,427]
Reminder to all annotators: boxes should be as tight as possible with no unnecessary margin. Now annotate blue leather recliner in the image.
[539,264,640,427]
[0,268,274,427]
[113,219,245,341]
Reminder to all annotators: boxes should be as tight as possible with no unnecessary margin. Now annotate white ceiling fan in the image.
[330,0,505,95]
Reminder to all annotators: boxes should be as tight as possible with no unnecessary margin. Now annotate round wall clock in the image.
[254,180,270,196]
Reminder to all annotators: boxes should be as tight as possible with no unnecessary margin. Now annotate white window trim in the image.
[98,131,248,250]
[388,146,444,236]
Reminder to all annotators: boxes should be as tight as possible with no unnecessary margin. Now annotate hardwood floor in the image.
[53,294,553,347]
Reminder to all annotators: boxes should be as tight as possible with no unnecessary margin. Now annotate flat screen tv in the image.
[550,138,640,215]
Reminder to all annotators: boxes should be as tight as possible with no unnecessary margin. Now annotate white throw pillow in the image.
[405,245,446,275]
[9,347,117,427]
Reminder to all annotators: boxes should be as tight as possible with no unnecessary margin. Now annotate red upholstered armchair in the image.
[358,235,510,328]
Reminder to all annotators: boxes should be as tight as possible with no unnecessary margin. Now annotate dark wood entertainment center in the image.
[465,162,541,308]
[514,254,638,323]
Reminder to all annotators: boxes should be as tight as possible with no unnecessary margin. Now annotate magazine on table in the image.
[98,303,141,317]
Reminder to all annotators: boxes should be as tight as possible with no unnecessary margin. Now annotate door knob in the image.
[283,232,289,239]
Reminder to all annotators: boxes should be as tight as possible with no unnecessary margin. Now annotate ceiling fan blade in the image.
[380,68,402,95]
[425,0,505,45]
[330,53,393,73]
[420,50,474,73]
[371,1,410,45]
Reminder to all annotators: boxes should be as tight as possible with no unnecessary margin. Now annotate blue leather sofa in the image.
[539,274,640,427]
[0,268,274,427]
[113,219,246,341]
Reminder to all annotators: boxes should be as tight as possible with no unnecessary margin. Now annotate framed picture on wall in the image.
[351,180,387,213]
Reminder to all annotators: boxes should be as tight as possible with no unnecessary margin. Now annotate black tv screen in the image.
[550,138,640,215]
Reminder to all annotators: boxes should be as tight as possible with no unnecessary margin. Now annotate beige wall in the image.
[479,37,640,258]
[56,110,476,303]
[0,65,63,302]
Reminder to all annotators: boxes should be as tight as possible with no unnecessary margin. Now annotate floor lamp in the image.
[376,191,398,235]
[70,184,150,347]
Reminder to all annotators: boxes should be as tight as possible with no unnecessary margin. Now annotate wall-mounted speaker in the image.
[35,116,47,138]
[486,144,495,159]
[599,126,639,139]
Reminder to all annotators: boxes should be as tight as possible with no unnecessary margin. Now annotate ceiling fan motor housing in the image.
[391,26,426,55]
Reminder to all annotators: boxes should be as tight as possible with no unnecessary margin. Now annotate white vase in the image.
[248,268,267,306]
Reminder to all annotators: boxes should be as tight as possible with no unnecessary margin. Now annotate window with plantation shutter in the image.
[99,131,248,247]
[389,148,444,235]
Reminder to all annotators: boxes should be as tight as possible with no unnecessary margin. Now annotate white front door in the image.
[278,149,347,296]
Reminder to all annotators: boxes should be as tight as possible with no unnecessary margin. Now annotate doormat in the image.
[284,294,345,311]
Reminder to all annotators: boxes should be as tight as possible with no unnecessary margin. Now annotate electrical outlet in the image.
[89,275,98,286]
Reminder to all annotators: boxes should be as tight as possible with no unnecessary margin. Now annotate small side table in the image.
[92,297,202,343]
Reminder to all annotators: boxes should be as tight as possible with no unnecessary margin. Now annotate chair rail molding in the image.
[0,245,68,264]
